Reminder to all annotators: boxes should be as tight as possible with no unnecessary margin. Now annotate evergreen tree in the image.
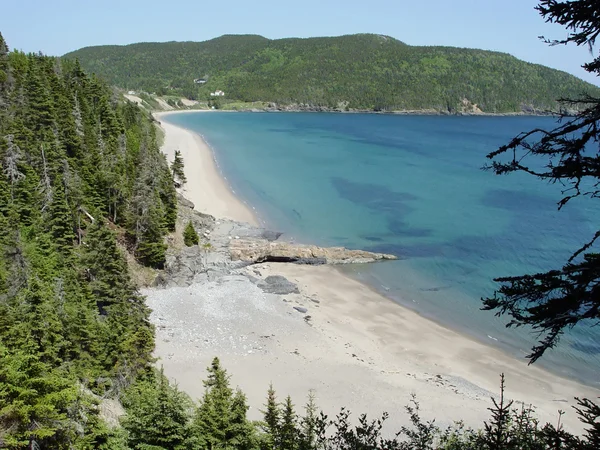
[281,396,299,450]
[121,368,192,450]
[183,220,199,246]
[81,221,154,376]
[0,37,177,446]
[0,32,9,104]
[261,383,281,449]
[1,278,67,367]
[191,357,255,449]
[192,357,233,447]
[0,345,77,449]
[47,177,74,256]
[171,149,186,186]
[228,389,256,450]
[159,155,178,232]
[479,374,515,450]
[299,390,318,450]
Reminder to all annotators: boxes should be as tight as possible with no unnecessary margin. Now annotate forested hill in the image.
[64,33,599,113]
[0,32,177,447]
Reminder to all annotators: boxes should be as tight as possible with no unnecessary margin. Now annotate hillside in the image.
[0,32,178,447]
[64,33,599,113]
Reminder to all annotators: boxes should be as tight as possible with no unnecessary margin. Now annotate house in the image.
[210,90,225,97]
[127,90,136,95]
[194,78,207,84]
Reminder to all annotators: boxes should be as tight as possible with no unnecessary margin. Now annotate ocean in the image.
[164,111,600,386]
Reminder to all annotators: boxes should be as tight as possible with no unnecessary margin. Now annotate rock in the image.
[262,230,283,241]
[258,275,300,295]
[230,239,397,264]
[177,193,195,210]
[293,306,308,314]
[161,245,207,286]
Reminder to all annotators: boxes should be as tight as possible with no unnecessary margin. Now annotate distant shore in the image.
[151,110,597,434]
[150,101,566,117]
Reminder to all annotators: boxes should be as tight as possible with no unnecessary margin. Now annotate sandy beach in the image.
[150,111,598,434]
[155,111,258,225]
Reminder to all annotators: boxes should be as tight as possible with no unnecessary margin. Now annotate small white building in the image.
[127,90,136,95]
[194,78,207,84]
[210,90,225,97]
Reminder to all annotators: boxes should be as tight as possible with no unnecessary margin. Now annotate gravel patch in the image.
[143,275,309,360]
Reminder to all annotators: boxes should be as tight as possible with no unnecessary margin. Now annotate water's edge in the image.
[161,111,599,389]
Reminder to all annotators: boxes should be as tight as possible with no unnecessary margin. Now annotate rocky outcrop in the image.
[157,197,397,288]
[229,239,397,265]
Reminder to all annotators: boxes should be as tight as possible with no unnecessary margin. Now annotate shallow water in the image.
[165,111,600,386]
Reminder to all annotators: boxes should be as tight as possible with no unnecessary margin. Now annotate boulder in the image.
[258,275,300,295]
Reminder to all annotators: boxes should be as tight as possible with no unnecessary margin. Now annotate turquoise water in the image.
[165,112,600,386]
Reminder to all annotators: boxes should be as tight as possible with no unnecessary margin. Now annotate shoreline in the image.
[154,111,259,226]
[151,110,598,434]
[153,105,564,118]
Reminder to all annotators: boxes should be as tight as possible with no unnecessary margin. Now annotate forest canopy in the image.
[64,33,600,113]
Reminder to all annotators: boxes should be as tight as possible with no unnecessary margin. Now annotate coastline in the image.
[150,110,598,433]
[154,111,259,225]
[157,106,562,118]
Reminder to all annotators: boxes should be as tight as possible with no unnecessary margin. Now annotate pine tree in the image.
[0,36,181,446]
[0,345,77,449]
[159,155,178,232]
[1,278,67,367]
[171,149,186,186]
[0,32,9,103]
[134,198,168,268]
[81,221,154,375]
[183,220,199,246]
[228,389,256,450]
[479,374,515,450]
[121,368,192,450]
[299,390,318,450]
[281,395,299,450]
[261,383,281,450]
[47,177,74,256]
[192,357,233,447]
[24,55,55,134]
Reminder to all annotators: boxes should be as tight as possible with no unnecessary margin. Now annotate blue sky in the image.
[1,0,598,84]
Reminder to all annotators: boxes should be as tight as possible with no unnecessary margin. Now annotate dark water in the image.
[166,112,600,386]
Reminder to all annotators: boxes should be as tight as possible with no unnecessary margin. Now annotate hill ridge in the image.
[64,33,599,113]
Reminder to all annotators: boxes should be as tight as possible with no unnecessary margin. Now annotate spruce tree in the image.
[281,395,299,450]
[47,178,74,256]
[0,345,77,449]
[183,220,199,246]
[121,368,192,450]
[261,383,281,449]
[171,149,186,186]
[299,390,318,450]
[228,389,256,450]
[0,32,9,102]
[0,36,181,446]
[192,357,233,446]
[479,374,515,450]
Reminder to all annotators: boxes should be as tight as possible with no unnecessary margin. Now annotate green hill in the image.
[65,33,598,112]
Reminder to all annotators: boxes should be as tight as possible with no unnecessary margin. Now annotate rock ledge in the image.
[230,239,397,265]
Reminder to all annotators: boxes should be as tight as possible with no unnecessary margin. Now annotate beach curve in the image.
[149,110,599,434]
[155,110,259,226]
